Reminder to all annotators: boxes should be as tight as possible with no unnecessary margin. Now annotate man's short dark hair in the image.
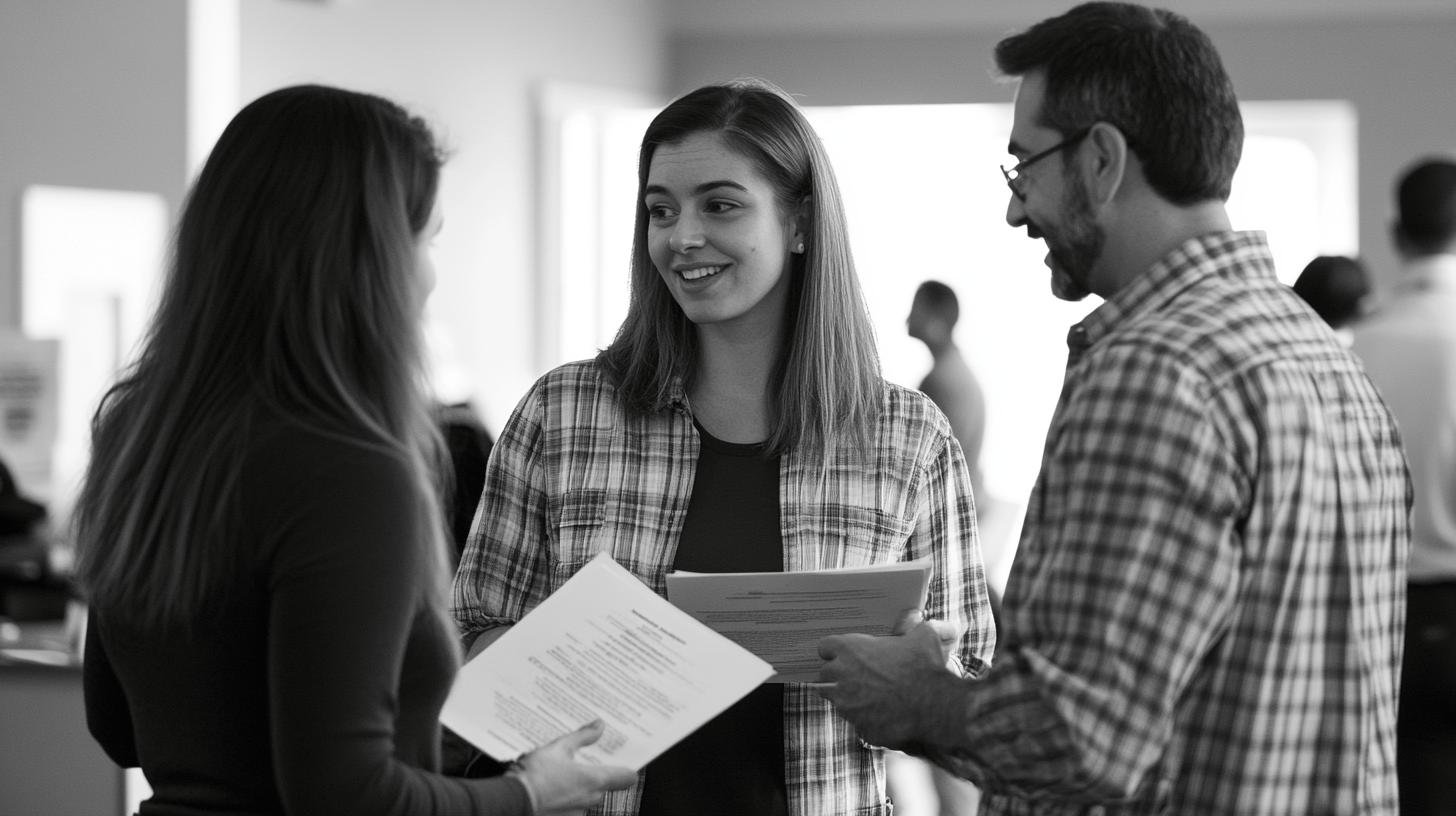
[994,1,1244,206]
[1396,158,1456,254]
[914,280,960,326]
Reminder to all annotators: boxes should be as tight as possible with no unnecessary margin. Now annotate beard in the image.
[1044,173,1105,302]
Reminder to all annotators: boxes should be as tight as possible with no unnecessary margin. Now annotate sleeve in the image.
[929,345,1242,800]
[909,416,996,679]
[82,613,139,768]
[263,441,531,816]
[452,380,554,640]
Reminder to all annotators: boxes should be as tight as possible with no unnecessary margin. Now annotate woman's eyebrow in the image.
[644,180,750,197]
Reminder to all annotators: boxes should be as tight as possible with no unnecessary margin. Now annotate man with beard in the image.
[816,3,1412,815]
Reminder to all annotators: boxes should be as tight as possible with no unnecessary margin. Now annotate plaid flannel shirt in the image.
[453,360,995,816]
[936,232,1410,815]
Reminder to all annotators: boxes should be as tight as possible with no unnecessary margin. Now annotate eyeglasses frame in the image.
[1001,128,1093,201]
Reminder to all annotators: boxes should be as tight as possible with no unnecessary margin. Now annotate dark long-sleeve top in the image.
[83,418,531,816]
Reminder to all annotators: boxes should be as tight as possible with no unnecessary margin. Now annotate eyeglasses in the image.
[1000,128,1091,201]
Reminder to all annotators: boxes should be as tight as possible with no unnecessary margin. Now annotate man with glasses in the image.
[817,3,1411,815]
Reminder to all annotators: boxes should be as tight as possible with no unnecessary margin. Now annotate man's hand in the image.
[895,609,966,664]
[815,615,965,750]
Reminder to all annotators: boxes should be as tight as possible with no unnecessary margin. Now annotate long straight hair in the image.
[72,85,450,630]
[597,78,882,458]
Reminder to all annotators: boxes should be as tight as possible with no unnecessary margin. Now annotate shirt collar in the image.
[1066,230,1276,357]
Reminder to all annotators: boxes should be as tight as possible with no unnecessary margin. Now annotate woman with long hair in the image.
[74,84,633,816]
[452,78,996,815]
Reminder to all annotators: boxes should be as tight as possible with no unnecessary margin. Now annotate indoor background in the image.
[2,1,1454,813]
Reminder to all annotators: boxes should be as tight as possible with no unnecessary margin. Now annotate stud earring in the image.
[794,241,805,253]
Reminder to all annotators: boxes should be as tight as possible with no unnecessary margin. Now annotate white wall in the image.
[6,0,1450,441]
[0,0,666,494]
[0,0,190,329]
[239,0,669,433]
[665,0,1456,36]
[667,14,1456,297]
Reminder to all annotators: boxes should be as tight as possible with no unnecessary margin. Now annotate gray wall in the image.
[4,3,1451,415]
[243,0,670,417]
[668,15,1456,293]
[0,0,189,328]
[0,0,668,431]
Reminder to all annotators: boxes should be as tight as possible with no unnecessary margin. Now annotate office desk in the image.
[0,625,127,816]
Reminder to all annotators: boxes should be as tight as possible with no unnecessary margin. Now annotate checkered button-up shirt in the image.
[453,360,995,816]
[935,232,1409,815]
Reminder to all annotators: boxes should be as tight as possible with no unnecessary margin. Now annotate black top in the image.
[436,401,496,562]
[83,417,529,816]
[638,421,789,816]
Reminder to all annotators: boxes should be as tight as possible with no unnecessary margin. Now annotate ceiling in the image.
[666,0,1456,37]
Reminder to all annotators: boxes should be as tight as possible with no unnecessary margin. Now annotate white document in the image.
[440,552,774,770]
[666,559,932,683]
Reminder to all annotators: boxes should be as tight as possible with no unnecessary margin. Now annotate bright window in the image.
[550,100,1357,589]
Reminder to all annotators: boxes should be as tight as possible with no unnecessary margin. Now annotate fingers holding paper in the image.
[815,620,964,751]
[512,720,637,815]
[893,608,966,663]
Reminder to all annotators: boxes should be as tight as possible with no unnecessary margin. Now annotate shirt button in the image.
[1067,325,1089,347]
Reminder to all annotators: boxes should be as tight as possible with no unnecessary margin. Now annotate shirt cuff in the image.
[505,764,539,814]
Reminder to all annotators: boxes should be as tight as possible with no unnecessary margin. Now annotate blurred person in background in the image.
[906,280,987,502]
[1292,253,1372,344]
[893,279,990,816]
[1353,156,1456,816]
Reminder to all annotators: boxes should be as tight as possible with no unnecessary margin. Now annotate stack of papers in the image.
[666,559,931,682]
[441,553,774,769]
[441,553,931,766]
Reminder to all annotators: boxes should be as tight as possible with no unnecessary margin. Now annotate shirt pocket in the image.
[546,488,667,593]
[825,504,916,566]
[548,488,606,565]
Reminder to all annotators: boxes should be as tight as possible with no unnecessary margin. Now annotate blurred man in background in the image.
[1353,156,1456,816]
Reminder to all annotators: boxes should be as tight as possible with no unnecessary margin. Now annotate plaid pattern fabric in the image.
[453,360,995,816]
[938,232,1410,815]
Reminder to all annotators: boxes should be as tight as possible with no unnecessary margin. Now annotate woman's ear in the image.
[791,196,813,253]
[1084,122,1129,206]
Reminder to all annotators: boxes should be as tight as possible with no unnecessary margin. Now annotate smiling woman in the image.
[551,98,1356,551]
[452,78,997,816]
[641,130,800,368]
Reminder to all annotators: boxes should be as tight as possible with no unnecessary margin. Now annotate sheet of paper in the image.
[440,552,774,770]
[665,559,931,682]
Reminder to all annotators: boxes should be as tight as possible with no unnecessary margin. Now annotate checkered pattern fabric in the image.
[453,361,995,816]
[938,231,1410,816]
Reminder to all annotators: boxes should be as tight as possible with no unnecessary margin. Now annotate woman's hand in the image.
[511,720,636,815]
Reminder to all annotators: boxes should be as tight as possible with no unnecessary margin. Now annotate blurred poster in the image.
[21,184,168,515]
[0,333,59,500]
